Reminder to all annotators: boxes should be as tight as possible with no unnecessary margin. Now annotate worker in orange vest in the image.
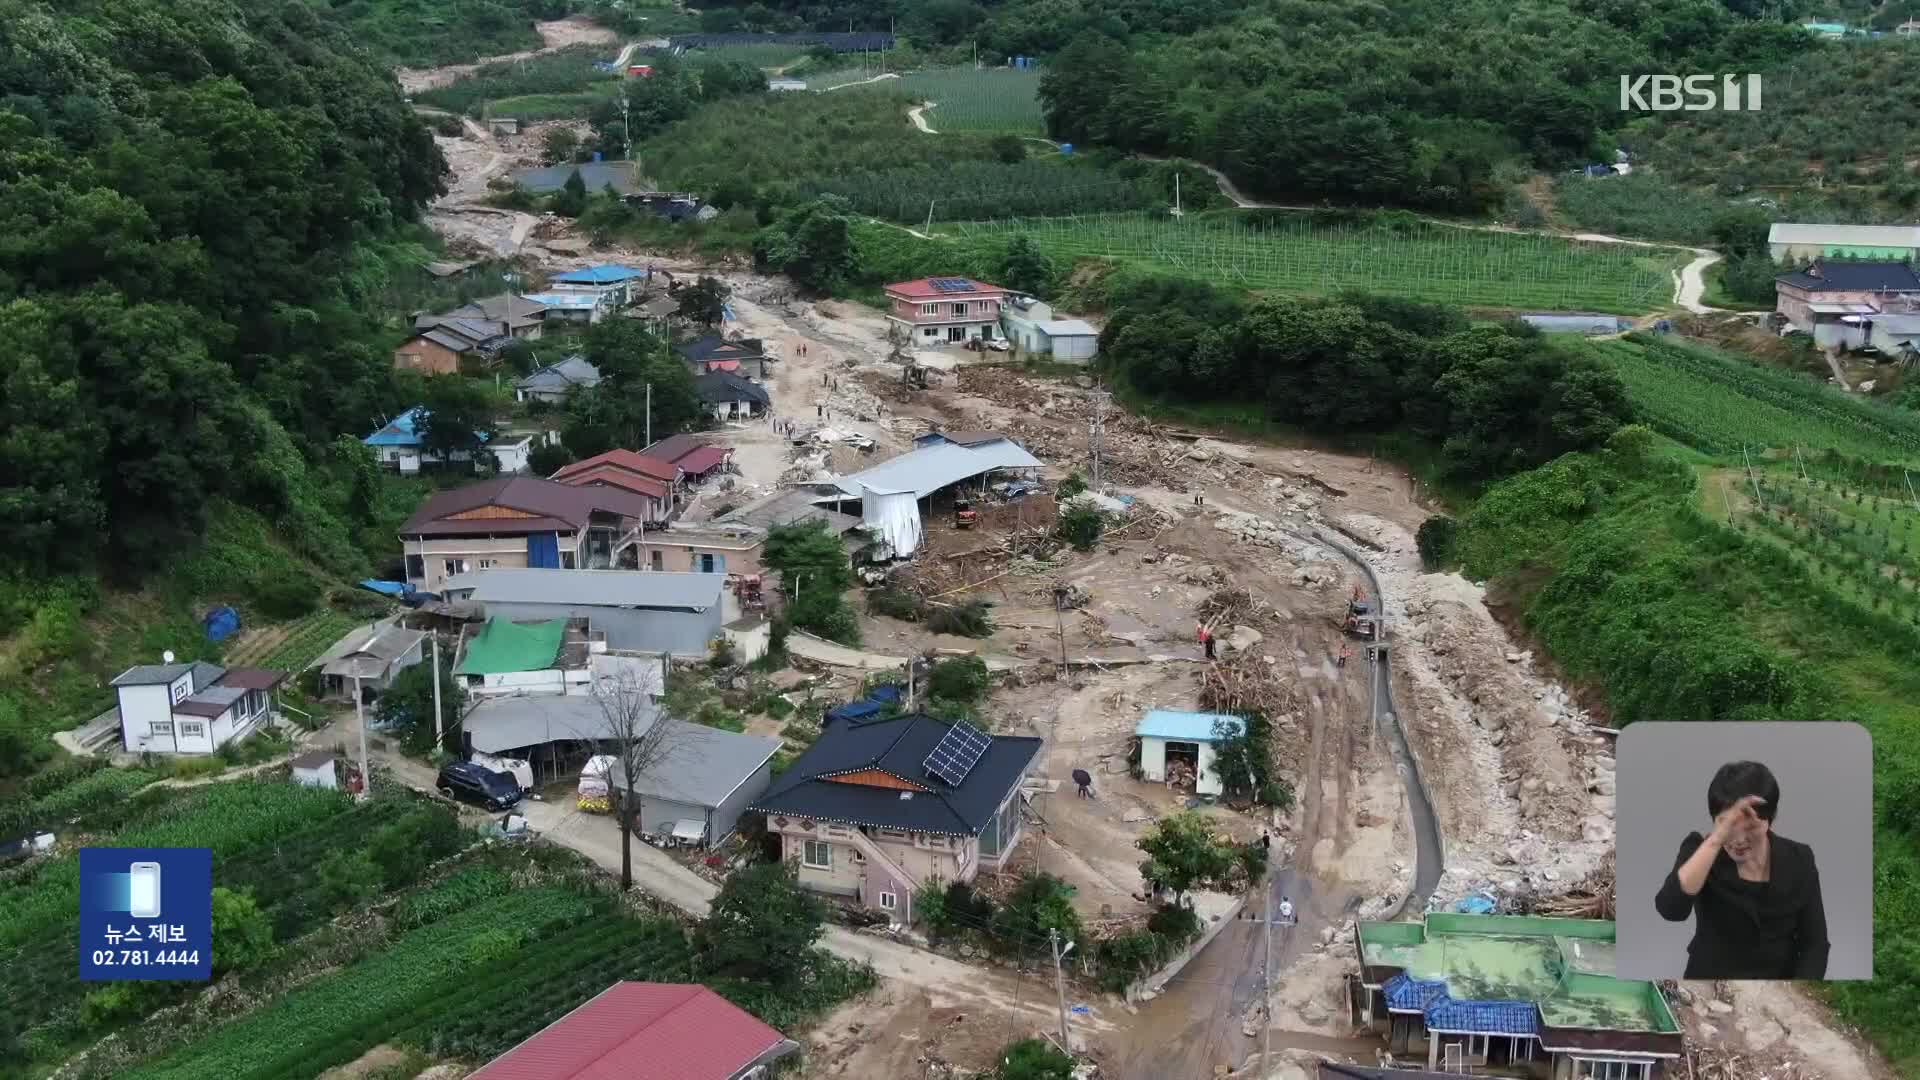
[1197,623,1215,660]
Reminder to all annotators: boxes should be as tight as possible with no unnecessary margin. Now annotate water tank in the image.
[1060,143,1073,155]
[592,151,603,162]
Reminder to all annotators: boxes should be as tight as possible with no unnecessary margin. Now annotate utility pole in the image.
[1088,388,1107,489]
[431,631,444,751]
[621,91,631,161]
[1263,897,1274,1071]
[1049,929,1074,1049]
[352,675,371,800]
[645,382,652,448]
[1052,585,1069,676]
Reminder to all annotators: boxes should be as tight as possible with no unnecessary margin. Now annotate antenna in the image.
[162,650,176,664]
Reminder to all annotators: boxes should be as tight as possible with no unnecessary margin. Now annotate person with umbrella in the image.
[1073,768,1094,798]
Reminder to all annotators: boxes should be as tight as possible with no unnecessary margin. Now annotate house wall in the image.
[117,683,179,753]
[710,758,773,845]
[466,667,589,697]
[1814,320,1869,350]
[775,819,969,914]
[1051,334,1098,362]
[1775,283,1920,330]
[895,319,998,346]
[785,832,863,897]
[493,440,533,474]
[648,538,764,577]
[393,338,463,375]
[1139,735,1167,782]
[473,599,721,657]
[886,295,1003,325]
[637,794,710,841]
[405,532,587,592]
[167,712,220,755]
[725,620,770,664]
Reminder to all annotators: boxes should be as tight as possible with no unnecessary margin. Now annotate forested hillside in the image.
[0,0,450,766]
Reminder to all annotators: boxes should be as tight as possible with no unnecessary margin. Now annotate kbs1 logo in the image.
[1619,74,1762,112]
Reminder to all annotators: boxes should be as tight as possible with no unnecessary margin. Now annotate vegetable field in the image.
[258,611,364,671]
[943,211,1683,312]
[898,67,1046,135]
[1588,335,1920,459]
[684,43,811,70]
[816,160,1159,222]
[1734,471,1920,622]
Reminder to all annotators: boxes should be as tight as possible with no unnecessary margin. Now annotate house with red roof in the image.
[883,276,1011,347]
[468,981,798,1080]
[399,476,656,592]
[550,448,680,518]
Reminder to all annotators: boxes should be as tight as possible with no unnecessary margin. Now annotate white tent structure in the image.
[822,437,1043,559]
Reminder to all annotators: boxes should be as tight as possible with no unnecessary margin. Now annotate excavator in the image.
[954,499,978,530]
[1342,584,1379,638]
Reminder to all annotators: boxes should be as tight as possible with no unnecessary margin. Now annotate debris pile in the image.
[1196,588,1260,628]
[1164,759,1198,790]
[1198,654,1299,719]
[1678,1042,1823,1080]
[1517,850,1615,920]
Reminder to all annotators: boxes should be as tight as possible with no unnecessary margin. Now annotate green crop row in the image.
[126,888,595,1080]
[260,611,364,671]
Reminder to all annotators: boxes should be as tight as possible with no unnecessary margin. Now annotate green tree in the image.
[542,127,580,166]
[528,440,575,476]
[927,655,992,703]
[675,276,732,328]
[375,658,467,755]
[210,886,274,976]
[762,520,860,644]
[1000,234,1055,297]
[563,319,704,454]
[695,862,827,986]
[553,167,590,217]
[1057,503,1105,550]
[990,133,1027,164]
[753,196,863,292]
[1416,516,1459,569]
[417,376,500,469]
[1137,810,1238,902]
[991,872,1083,957]
[996,1038,1074,1080]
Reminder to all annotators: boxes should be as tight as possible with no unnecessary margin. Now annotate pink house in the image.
[883,277,1011,346]
[1775,258,1920,348]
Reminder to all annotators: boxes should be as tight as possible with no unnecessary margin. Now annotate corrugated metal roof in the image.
[1135,709,1244,742]
[1770,224,1920,247]
[554,449,679,483]
[672,446,731,475]
[612,723,781,808]
[467,981,793,1080]
[176,686,247,719]
[419,329,476,352]
[829,439,1043,500]
[549,264,648,284]
[462,695,647,753]
[521,292,604,310]
[318,624,426,679]
[516,355,601,390]
[1039,319,1098,336]
[443,568,726,610]
[111,660,225,688]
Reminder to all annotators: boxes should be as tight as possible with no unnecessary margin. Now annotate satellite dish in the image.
[162,650,176,664]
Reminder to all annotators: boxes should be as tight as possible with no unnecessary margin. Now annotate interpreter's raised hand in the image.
[1710,794,1767,846]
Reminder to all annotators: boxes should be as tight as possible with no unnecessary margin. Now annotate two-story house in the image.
[750,711,1041,924]
[1774,258,1920,348]
[400,475,658,593]
[674,333,770,380]
[550,448,679,521]
[110,660,288,755]
[883,277,1011,346]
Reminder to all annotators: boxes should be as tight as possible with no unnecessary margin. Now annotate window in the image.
[180,721,205,738]
[477,559,496,570]
[922,327,938,338]
[170,680,190,705]
[650,550,664,570]
[878,891,897,910]
[443,558,468,576]
[803,840,832,868]
[405,555,425,580]
[948,327,965,342]
[920,303,936,315]
[950,302,968,317]
[151,721,174,736]
[699,553,717,573]
[561,551,576,569]
[1573,1059,1651,1080]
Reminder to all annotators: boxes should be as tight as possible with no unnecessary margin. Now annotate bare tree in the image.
[588,652,683,892]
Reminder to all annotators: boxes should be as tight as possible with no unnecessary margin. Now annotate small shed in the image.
[1135,709,1244,797]
[290,750,338,790]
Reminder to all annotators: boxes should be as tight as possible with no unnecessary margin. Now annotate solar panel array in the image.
[930,277,976,293]
[924,720,992,787]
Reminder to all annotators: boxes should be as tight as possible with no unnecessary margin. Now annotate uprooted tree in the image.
[588,658,684,893]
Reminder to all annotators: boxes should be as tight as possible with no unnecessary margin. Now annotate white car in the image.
[985,338,1011,352]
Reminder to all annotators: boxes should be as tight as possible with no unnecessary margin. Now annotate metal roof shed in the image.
[441,570,727,657]
[1135,709,1245,797]
[468,981,797,1080]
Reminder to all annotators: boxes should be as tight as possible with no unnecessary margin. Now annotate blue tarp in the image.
[359,580,413,597]
[826,685,904,725]
[1455,893,1497,915]
[527,532,561,569]
[203,606,240,643]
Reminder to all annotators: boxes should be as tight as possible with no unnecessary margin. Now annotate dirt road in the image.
[395,16,619,95]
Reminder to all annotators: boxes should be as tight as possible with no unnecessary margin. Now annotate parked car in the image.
[436,762,522,810]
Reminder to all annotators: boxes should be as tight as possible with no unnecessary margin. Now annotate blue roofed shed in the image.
[1134,709,1244,796]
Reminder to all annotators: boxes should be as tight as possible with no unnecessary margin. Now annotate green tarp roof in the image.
[455,618,566,675]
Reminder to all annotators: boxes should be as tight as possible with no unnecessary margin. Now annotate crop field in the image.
[896,67,1046,135]
[259,610,365,671]
[685,43,812,70]
[1587,335,1920,459]
[818,160,1160,222]
[944,212,1683,312]
[1739,471,1920,621]
[412,45,617,118]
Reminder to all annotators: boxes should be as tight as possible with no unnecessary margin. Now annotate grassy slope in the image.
[1452,338,1920,1069]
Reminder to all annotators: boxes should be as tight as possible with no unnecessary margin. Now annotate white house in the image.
[1135,709,1243,797]
[110,660,288,755]
[520,291,613,325]
[363,406,529,475]
[1000,296,1099,362]
[290,750,339,789]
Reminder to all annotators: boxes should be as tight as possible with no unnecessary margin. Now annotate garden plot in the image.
[945,212,1686,313]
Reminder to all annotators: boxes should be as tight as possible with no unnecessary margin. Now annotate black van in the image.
[435,762,522,810]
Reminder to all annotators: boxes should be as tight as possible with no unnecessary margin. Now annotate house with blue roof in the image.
[1353,913,1682,1078]
[1134,709,1243,796]
[546,264,651,308]
[364,406,531,475]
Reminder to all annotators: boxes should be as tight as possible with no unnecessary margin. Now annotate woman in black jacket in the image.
[1654,761,1829,979]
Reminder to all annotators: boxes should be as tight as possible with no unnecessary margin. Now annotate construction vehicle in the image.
[730,574,764,610]
[1343,584,1379,638]
[954,499,978,530]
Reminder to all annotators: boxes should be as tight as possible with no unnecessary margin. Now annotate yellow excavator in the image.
[1342,584,1378,638]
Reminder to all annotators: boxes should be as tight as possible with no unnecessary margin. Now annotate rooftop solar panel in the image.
[930,277,976,293]
[924,720,991,787]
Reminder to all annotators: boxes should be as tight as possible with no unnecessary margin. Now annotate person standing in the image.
[1197,623,1215,660]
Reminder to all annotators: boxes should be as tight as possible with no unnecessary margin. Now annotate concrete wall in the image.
[787,833,862,897]
[1051,334,1097,362]
[405,533,588,592]
[637,795,708,840]
[466,667,590,697]
[647,537,763,577]
[117,683,175,753]
[476,599,721,657]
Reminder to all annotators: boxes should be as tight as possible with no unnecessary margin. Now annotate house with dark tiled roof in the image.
[550,448,679,516]
[1774,257,1920,348]
[110,660,288,755]
[400,476,657,592]
[674,333,769,379]
[643,435,734,480]
[364,406,531,476]
[1352,913,1682,1078]
[750,711,1041,923]
[513,354,602,404]
[695,370,771,421]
